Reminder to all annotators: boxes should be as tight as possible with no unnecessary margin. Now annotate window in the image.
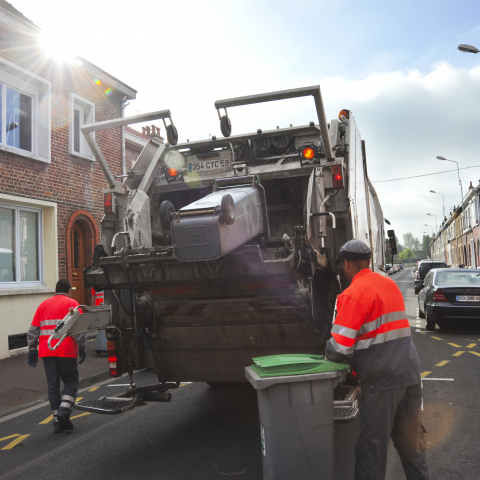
[69,93,94,160]
[0,203,42,287]
[0,57,51,162]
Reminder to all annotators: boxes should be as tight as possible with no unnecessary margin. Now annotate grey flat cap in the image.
[335,239,372,265]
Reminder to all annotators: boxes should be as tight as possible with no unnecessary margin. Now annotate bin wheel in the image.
[220,115,232,137]
[160,200,176,230]
[220,194,235,225]
[166,124,179,146]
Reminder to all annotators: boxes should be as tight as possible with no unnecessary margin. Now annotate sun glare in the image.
[41,32,77,63]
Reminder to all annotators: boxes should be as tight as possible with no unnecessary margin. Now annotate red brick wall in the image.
[0,26,124,282]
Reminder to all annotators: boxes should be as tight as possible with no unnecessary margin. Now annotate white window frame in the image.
[69,93,95,161]
[0,57,51,163]
[0,202,43,288]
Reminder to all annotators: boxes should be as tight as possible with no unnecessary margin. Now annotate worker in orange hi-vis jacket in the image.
[27,279,86,434]
[325,240,429,480]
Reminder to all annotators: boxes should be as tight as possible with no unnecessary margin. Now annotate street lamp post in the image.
[425,224,434,235]
[427,213,437,232]
[458,44,479,54]
[436,156,464,205]
[430,190,445,219]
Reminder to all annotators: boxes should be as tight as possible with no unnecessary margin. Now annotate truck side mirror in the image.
[389,237,398,255]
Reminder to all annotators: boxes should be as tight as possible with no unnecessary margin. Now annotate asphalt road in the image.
[1,266,479,479]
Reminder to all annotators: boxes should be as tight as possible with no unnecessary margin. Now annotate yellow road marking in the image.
[436,360,450,366]
[448,343,461,348]
[70,412,91,420]
[453,351,465,356]
[421,371,431,378]
[469,351,480,357]
[466,343,477,348]
[1,434,30,450]
[432,337,442,341]
[39,415,53,425]
[0,434,20,442]
[75,397,84,403]
[88,386,99,392]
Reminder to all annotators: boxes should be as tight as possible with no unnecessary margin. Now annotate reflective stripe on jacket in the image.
[328,268,421,391]
[30,294,84,358]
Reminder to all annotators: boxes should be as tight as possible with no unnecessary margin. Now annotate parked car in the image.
[385,263,392,272]
[414,260,448,294]
[418,268,480,330]
[399,264,404,270]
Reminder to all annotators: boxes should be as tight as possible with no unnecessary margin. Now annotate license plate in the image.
[456,295,480,302]
[187,157,231,174]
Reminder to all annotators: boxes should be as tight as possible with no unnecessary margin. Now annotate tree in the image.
[403,233,421,251]
[399,248,414,263]
[422,235,432,258]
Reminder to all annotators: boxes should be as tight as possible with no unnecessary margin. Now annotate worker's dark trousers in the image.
[355,383,429,480]
[43,357,79,420]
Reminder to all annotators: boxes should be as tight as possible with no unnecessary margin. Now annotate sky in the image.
[10,0,480,244]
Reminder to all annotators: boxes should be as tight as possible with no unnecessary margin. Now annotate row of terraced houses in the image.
[0,1,159,359]
[430,181,480,269]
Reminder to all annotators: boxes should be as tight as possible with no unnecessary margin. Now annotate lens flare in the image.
[94,79,102,86]
[105,88,112,95]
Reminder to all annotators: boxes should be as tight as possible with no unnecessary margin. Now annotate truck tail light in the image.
[107,339,121,377]
[104,193,115,214]
[432,289,448,302]
[332,165,344,189]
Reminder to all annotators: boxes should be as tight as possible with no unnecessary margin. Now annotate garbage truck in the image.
[50,86,393,418]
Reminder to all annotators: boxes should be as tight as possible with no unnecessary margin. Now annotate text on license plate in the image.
[187,158,231,173]
[456,295,480,302]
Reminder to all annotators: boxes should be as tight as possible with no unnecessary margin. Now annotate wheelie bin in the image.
[245,354,350,480]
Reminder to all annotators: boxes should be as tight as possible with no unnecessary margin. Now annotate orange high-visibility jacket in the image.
[327,268,421,391]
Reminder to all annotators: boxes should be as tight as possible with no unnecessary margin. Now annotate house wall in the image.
[0,21,129,358]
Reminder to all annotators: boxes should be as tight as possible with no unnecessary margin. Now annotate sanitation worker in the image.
[27,279,87,433]
[325,240,429,480]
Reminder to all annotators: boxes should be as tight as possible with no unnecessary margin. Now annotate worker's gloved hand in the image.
[79,348,87,364]
[27,349,38,368]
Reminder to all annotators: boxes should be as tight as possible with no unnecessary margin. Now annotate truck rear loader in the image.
[49,86,392,418]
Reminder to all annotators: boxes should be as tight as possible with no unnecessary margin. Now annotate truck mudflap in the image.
[74,382,180,415]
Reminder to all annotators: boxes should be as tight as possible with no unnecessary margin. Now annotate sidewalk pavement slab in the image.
[0,339,109,418]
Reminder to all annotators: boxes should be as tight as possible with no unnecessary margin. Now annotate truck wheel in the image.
[160,200,176,230]
[220,115,232,137]
[220,194,235,225]
[166,124,178,145]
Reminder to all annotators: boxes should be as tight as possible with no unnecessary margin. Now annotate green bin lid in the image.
[251,353,350,378]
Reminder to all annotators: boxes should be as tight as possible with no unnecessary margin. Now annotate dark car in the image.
[414,260,448,294]
[418,268,480,330]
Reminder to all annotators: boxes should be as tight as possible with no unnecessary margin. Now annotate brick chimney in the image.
[141,125,164,142]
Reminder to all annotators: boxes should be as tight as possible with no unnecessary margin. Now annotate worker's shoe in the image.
[56,414,74,431]
[52,418,64,434]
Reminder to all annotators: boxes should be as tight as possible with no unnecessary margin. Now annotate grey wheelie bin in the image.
[245,354,350,480]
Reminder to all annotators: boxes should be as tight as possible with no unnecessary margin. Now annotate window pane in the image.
[73,229,80,268]
[74,108,80,152]
[19,210,38,281]
[0,207,15,282]
[6,87,32,152]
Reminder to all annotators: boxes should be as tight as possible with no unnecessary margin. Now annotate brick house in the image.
[431,181,480,268]
[0,1,136,359]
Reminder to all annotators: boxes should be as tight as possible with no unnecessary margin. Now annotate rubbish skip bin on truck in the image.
[246,354,349,480]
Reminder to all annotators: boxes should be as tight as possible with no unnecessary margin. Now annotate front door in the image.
[71,223,86,304]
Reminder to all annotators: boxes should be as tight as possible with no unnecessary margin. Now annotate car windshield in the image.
[436,272,480,286]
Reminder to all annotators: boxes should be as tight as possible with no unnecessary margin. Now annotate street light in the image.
[429,190,445,219]
[458,44,479,54]
[425,224,434,234]
[436,156,464,205]
[427,213,437,232]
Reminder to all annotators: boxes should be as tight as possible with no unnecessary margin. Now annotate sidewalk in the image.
[0,339,109,418]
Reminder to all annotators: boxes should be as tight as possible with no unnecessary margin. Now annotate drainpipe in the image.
[121,95,127,176]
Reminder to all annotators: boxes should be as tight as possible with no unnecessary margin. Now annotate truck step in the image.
[74,396,140,415]
[334,405,359,422]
